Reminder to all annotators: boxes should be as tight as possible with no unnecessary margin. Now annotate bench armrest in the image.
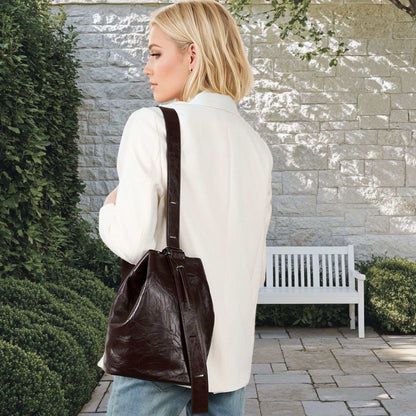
[353,270,366,281]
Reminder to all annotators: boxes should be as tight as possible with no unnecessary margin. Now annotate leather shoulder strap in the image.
[158,106,181,249]
[159,106,210,414]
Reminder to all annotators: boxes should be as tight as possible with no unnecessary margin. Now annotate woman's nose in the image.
[143,61,151,76]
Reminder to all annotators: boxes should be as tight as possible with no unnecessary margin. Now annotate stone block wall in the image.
[52,0,416,261]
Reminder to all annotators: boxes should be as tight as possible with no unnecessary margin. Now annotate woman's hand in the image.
[104,186,119,206]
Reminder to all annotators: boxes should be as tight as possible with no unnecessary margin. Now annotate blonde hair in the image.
[149,0,254,102]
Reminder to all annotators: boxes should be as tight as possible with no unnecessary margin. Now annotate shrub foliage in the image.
[0,309,92,415]
[0,1,116,414]
[0,278,106,371]
[40,262,115,315]
[365,258,416,334]
[0,340,66,416]
[256,304,349,328]
[0,0,83,277]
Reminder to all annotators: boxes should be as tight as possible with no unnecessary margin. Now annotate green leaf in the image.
[6,126,20,134]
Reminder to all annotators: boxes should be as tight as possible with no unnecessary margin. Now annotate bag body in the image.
[103,248,214,385]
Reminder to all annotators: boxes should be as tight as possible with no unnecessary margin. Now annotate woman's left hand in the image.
[104,186,119,205]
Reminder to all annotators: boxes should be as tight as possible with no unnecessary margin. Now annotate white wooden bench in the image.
[258,245,366,338]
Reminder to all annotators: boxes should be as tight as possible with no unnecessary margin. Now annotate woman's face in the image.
[143,25,195,103]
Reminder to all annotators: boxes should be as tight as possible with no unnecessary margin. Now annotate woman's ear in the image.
[188,43,197,70]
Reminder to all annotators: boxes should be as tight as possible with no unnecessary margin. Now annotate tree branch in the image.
[388,0,416,17]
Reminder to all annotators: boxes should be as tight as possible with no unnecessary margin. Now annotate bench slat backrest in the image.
[265,245,355,289]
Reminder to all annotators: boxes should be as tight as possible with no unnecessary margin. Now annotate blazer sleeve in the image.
[98,107,164,265]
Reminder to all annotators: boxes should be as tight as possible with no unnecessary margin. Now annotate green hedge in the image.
[0,1,118,414]
[1,302,102,375]
[0,340,66,416]
[365,258,416,334]
[0,278,105,367]
[0,278,109,414]
[0,306,92,415]
[40,262,115,315]
[60,220,122,289]
[256,304,349,328]
[41,282,108,331]
[0,0,83,278]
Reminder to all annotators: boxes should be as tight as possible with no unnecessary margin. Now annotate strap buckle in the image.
[163,246,185,259]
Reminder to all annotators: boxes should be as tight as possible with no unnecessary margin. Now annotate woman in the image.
[99,0,273,415]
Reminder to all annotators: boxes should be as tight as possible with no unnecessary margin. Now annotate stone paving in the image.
[78,327,416,416]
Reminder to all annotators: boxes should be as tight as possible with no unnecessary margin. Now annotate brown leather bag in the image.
[103,106,215,414]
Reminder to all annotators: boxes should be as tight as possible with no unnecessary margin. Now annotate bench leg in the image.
[358,300,365,338]
[349,304,356,330]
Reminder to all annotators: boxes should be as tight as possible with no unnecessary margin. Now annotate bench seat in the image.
[258,287,361,304]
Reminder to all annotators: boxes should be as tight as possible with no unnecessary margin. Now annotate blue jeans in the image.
[106,376,246,416]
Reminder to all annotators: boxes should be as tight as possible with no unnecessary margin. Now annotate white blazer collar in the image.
[188,91,239,115]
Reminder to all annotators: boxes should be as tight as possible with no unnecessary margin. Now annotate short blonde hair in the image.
[149,0,254,102]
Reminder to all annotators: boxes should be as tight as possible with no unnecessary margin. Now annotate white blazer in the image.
[99,91,273,393]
